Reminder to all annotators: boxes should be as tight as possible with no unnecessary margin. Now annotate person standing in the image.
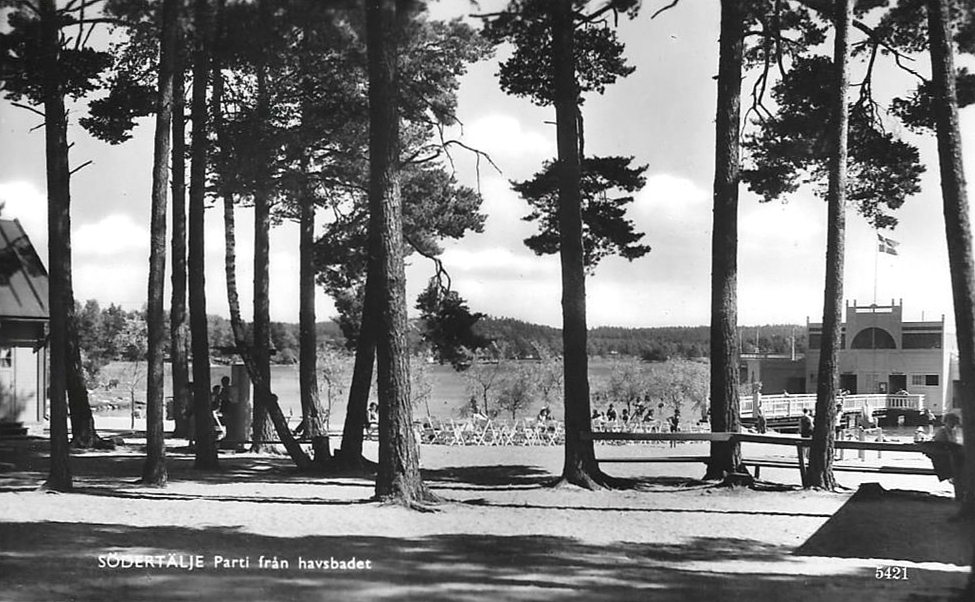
[668,411,680,448]
[218,375,233,416]
[799,408,814,463]
[799,408,814,437]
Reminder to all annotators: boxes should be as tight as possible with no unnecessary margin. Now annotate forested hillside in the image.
[472,317,806,361]
[75,299,806,372]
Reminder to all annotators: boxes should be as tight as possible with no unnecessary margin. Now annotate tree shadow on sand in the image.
[0,438,377,492]
[4,520,966,602]
[795,484,973,567]
[422,464,554,489]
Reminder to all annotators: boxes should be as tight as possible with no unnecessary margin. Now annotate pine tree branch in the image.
[405,231,451,293]
[11,102,45,118]
[650,0,681,20]
[69,159,93,175]
[442,139,502,175]
[793,0,924,81]
[61,0,105,14]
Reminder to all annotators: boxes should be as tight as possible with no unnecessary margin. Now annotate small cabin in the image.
[0,218,49,434]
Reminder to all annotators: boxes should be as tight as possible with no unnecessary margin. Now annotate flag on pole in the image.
[877,233,900,256]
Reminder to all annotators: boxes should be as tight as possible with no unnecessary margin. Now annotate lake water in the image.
[102,361,928,438]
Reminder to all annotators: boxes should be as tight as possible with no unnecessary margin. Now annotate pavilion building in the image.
[805,300,958,416]
[0,218,49,435]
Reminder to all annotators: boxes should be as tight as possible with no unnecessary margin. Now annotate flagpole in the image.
[873,231,879,304]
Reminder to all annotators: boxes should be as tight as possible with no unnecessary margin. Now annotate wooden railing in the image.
[740,393,924,419]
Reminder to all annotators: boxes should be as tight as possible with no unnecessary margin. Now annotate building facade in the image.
[740,354,806,395]
[0,219,49,429]
[805,300,957,415]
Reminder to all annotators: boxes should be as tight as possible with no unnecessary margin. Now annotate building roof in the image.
[0,218,49,321]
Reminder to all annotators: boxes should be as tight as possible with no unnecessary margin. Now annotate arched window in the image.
[850,327,896,349]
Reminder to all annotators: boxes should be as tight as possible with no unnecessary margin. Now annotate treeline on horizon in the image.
[474,317,808,361]
[77,300,807,370]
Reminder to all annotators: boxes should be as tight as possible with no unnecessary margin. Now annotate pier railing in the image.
[740,393,923,419]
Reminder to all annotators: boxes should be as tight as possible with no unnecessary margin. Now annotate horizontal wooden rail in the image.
[585,431,735,442]
[598,455,711,464]
[589,430,939,482]
[586,431,926,453]
[594,454,936,477]
[735,433,924,453]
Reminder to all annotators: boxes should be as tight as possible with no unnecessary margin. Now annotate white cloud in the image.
[463,114,553,162]
[441,246,558,277]
[0,181,47,249]
[739,194,823,246]
[74,214,150,257]
[74,262,147,312]
[633,174,710,222]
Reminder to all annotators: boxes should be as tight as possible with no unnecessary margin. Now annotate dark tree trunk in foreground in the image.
[928,0,975,520]
[219,191,311,468]
[299,183,328,461]
[66,318,100,448]
[210,13,311,470]
[40,0,71,492]
[170,39,191,441]
[250,183,276,453]
[706,0,746,481]
[141,0,179,487]
[550,0,609,489]
[296,22,329,464]
[250,0,276,455]
[808,0,853,490]
[927,2,975,596]
[336,280,378,470]
[189,0,218,470]
[367,0,435,506]
[220,186,311,468]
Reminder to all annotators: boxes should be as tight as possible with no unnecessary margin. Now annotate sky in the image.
[1,1,974,330]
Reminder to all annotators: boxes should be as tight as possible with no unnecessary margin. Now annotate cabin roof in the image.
[0,218,49,321]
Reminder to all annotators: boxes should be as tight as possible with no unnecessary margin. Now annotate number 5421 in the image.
[875,566,909,580]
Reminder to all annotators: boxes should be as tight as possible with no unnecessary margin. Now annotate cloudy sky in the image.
[1,1,973,329]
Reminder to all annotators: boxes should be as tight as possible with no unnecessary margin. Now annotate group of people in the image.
[591,401,666,426]
[794,405,880,439]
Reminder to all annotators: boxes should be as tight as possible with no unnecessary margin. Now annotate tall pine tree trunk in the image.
[299,183,328,460]
[250,185,275,451]
[249,0,276,454]
[336,282,378,470]
[367,0,434,506]
[927,0,975,518]
[220,181,310,468]
[66,316,100,448]
[808,0,853,490]
[40,0,71,492]
[250,185,276,452]
[141,0,178,487]
[296,23,328,463]
[170,35,191,441]
[550,0,609,490]
[706,0,745,481]
[189,0,218,470]
[209,4,310,469]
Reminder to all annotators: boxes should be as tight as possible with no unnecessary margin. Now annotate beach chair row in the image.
[415,418,565,446]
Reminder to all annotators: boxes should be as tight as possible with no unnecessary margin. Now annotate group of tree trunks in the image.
[9,7,975,594]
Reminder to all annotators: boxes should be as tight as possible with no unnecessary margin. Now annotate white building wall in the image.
[0,346,42,424]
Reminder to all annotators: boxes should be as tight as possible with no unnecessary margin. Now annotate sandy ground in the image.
[0,420,972,602]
